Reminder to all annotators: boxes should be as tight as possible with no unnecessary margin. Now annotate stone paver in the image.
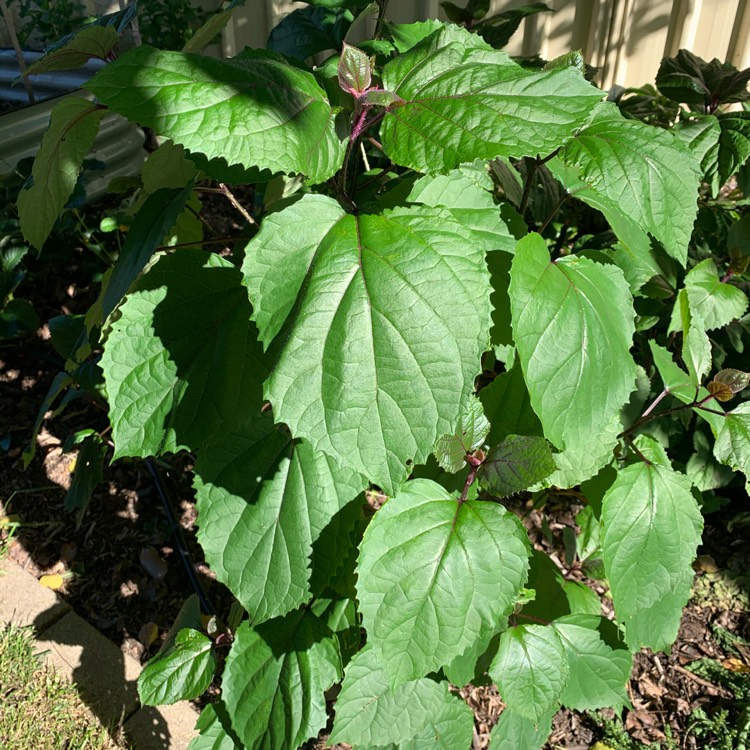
[125,702,199,750]
[0,558,198,749]
[0,558,70,629]
[36,610,142,726]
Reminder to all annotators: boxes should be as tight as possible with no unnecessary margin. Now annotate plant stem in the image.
[373,0,390,40]
[538,191,569,234]
[218,182,256,226]
[0,0,35,105]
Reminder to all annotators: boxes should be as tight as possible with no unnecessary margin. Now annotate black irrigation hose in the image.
[145,457,215,616]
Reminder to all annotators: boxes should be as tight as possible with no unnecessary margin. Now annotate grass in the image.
[0,622,126,750]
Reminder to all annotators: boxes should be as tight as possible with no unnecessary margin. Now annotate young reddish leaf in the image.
[338,42,371,93]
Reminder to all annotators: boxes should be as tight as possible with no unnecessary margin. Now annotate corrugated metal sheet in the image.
[223,0,750,90]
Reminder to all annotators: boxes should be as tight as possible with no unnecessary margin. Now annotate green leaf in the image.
[488,706,554,750]
[357,478,529,685]
[683,258,748,331]
[189,703,240,750]
[17,97,105,250]
[675,289,712,386]
[193,414,366,622]
[490,625,568,722]
[102,249,267,458]
[552,615,632,711]
[687,430,735,491]
[141,142,199,193]
[182,1,245,54]
[189,703,241,750]
[714,402,750,490]
[380,25,602,173]
[559,102,700,264]
[269,7,352,63]
[478,434,556,497]
[480,360,544,446]
[509,233,636,452]
[434,397,489,473]
[93,184,195,328]
[385,19,445,54]
[86,46,346,183]
[337,42,371,93]
[475,3,553,50]
[23,27,118,76]
[714,112,750,189]
[223,611,341,750]
[243,195,492,493]
[399,693,476,749]
[546,157,661,293]
[601,442,703,651]
[406,167,518,253]
[648,341,725,436]
[64,433,105,525]
[329,646,472,747]
[138,628,216,706]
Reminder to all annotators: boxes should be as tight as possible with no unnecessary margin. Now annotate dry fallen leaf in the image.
[139,621,159,649]
[39,573,64,590]
[140,547,168,581]
[722,657,750,674]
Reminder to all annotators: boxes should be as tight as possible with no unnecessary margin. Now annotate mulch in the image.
[1,190,749,749]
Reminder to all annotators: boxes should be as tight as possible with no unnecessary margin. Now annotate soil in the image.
[1,190,749,750]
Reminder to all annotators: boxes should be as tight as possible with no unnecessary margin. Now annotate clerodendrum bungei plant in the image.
[16,0,750,747]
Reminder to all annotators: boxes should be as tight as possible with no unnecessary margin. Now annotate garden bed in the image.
[1,186,749,749]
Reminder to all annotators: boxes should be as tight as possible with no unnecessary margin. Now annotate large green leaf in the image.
[559,103,700,264]
[380,25,602,173]
[489,625,568,722]
[17,97,104,250]
[601,438,703,651]
[357,478,529,685]
[329,646,472,748]
[138,628,216,706]
[243,194,493,493]
[552,615,631,711]
[509,232,636,452]
[101,249,267,458]
[86,46,346,183]
[488,706,554,750]
[713,402,750,490]
[193,414,366,623]
[189,704,240,750]
[222,611,341,750]
[268,6,352,61]
[546,157,661,293]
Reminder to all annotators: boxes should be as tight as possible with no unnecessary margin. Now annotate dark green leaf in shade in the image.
[380,25,602,174]
[434,397,489,473]
[488,706,554,749]
[86,46,346,183]
[138,628,217,706]
[480,360,544,446]
[329,646,472,747]
[552,615,632,711]
[489,625,568,722]
[222,612,341,750]
[141,142,199,193]
[713,402,750,491]
[269,7,352,63]
[101,249,267,458]
[193,414,366,623]
[478,435,556,497]
[17,97,104,250]
[357,478,529,685]
[64,433,105,526]
[182,0,247,54]
[509,232,636,453]
[243,194,492,494]
[601,436,703,651]
[656,50,750,107]
[559,102,700,264]
[23,27,118,76]
[474,3,553,50]
[714,112,750,189]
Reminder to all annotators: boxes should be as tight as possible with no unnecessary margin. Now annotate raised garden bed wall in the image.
[0,48,144,202]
